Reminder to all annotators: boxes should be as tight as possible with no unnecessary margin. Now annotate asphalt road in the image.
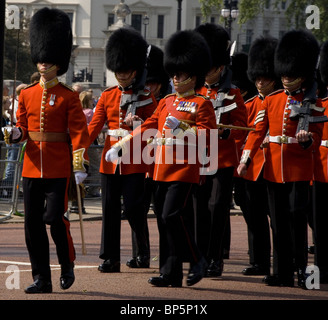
[0,199,327,317]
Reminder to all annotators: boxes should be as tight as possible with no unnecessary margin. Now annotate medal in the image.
[49,94,56,106]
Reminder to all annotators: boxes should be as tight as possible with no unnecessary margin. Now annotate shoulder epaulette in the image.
[23,82,38,90]
[60,82,74,92]
[164,92,176,99]
[103,86,116,93]
[195,93,210,100]
[267,89,284,97]
[245,95,258,104]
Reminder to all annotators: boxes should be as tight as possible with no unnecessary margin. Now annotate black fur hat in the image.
[106,28,148,76]
[248,36,278,83]
[275,29,319,82]
[30,7,72,76]
[195,23,230,68]
[319,41,328,86]
[146,45,170,96]
[164,30,212,89]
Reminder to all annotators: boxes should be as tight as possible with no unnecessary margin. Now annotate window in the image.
[157,15,164,39]
[195,16,201,28]
[108,13,114,27]
[131,14,142,32]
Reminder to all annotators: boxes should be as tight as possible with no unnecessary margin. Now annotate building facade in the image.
[6,0,291,90]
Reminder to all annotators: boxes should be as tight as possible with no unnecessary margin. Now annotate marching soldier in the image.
[194,23,248,277]
[106,29,217,287]
[313,41,328,283]
[2,8,90,293]
[128,45,171,269]
[238,29,324,287]
[240,36,280,276]
[87,28,157,272]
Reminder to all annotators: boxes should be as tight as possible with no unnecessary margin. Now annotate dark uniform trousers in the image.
[100,171,149,261]
[195,166,234,262]
[266,180,309,281]
[23,177,75,281]
[154,181,202,280]
[312,181,328,280]
[243,173,271,270]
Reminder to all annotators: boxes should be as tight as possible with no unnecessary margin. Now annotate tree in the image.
[199,0,328,43]
[3,14,36,84]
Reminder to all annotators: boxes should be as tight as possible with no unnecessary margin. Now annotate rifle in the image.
[289,81,328,133]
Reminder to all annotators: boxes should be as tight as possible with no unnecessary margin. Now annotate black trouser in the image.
[243,175,271,270]
[204,167,234,262]
[23,177,74,281]
[100,172,148,261]
[266,180,309,281]
[312,181,328,280]
[154,181,202,280]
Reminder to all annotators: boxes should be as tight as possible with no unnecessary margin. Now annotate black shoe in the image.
[24,279,52,294]
[148,274,182,287]
[60,263,75,290]
[297,268,308,289]
[187,257,208,286]
[126,256,150,268]
[207,259,224,277]
[126,258,138,268]
[98,259,120,273]
[242,265,270,276]
[265,275,294,287]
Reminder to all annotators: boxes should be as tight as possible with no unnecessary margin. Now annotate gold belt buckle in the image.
[280,135,288,144]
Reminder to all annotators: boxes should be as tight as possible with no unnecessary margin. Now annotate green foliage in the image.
[3,26,36,84]
[199,0,328,43]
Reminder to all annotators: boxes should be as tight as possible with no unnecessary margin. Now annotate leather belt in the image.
[269,135,298,144]
[149,137,196,147]
[107,129,130,138]
[28,131,69,142]
[321,140,328,147]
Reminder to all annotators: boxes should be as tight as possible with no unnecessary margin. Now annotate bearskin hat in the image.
[195,23,230,68]
[146,45,170,96]
[319,41,328,86]
[248,36,278,83]
[164,30,212,89]
[106,28,148,76]
[30,7,72,76]
[230,52,257,100]
[274,29,319,83]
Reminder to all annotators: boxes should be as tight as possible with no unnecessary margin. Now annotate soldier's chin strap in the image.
[37,64,57,75]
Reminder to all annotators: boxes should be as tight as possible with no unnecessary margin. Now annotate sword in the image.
[76,183,87,255]
[177,119,255,131]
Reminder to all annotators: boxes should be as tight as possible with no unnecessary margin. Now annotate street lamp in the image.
[143,14,149,39]
[221,0,239,38]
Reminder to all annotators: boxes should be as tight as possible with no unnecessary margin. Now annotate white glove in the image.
[74,172,88,185]
[1,126,21,145]
[165,116,180,130]
[105,148,119,162]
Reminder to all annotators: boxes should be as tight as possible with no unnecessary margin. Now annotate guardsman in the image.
[87,28,157,273]
[313,40,328,284]
[238,29,324,288]
[106,30,217,287]
[128,45,172,269]
[240,36,280,276]
[2,8,90,293]
[194,23,248,277]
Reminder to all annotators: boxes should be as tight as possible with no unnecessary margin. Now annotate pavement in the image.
[0,196,328,313]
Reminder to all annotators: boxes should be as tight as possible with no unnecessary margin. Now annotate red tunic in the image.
[16,80,90,179]
[88,86,157,175]
[197,86,248,169]
[313,97,328,183]
[242,95,267,181]
[243,89,324,183]
[131,92,217,184]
